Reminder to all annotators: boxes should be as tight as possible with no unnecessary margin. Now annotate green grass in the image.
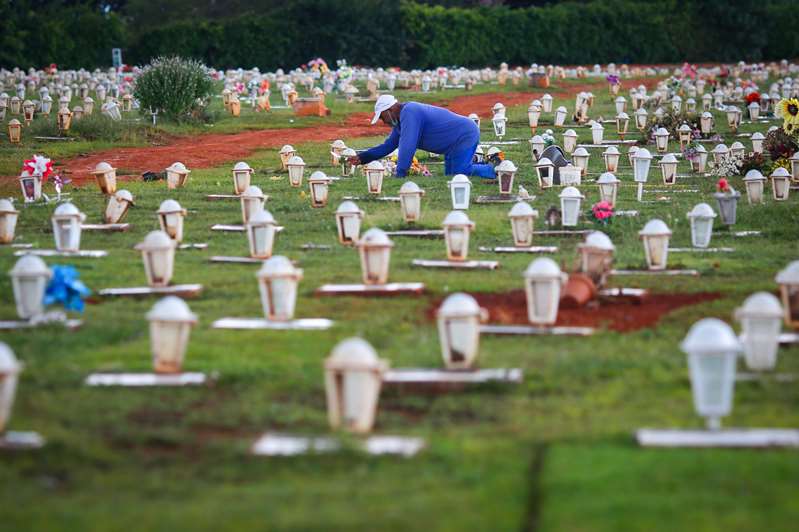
[1,76,798,531]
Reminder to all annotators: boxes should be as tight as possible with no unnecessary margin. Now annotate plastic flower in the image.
[591,201,614,224]
[777,98,799,128]
[22,155,54,183]
[43,265,91,313]
[606,74,620,85]
[745,92,761,105]
[717,178,730,193]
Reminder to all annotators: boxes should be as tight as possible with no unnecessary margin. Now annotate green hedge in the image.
[1,0,796,71]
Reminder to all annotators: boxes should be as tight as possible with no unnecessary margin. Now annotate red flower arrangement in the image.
[590,201,614,225]
[746,92,761,105]
[22,155,55,183]
[717,177,730,193]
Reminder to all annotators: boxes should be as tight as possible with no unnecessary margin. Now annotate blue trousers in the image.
[444,140,496,179]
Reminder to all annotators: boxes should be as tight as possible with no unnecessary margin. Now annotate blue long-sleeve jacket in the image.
[358,102,480,177]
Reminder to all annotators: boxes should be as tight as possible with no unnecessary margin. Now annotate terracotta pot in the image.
[561,273,597,308]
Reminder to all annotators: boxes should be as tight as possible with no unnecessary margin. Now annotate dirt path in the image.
[51,77,659,184]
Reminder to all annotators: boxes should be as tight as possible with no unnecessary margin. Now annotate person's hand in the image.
[347,155,361,166]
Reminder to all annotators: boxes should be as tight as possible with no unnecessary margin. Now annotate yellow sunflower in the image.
[778,98,799,125]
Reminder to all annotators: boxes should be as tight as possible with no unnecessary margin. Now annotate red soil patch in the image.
[21,75,664,185]
[427,290,721,333]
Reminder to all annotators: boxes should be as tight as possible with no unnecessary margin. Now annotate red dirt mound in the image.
[427,290,721,333]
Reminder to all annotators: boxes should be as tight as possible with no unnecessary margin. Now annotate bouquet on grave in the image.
[590,201,614,226]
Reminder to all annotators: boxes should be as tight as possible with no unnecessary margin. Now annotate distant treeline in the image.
[1,0,796,70]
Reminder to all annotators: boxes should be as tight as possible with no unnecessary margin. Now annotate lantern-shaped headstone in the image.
[742,169,766,204]
[776,261,799,328]
[324,338,387,434]
[232,161,253,195]
[340,148,358,177]
[492,114,507,139]
[9,254,51,319]
[770,167,791,201]
[632,147,652,200]
[699,112,714,136]
[278,145,295,170]
[51,202,85,252]
[577,231,615,286]
[41,94,53,115]
[542,94,553,113]
[524,258,566,326]
[83,96,94,115]
[364,161,386,195]
[597,172,620,207]
[677,124,692,150]
[308,171,332,208]
[399,181,424,223]
[0,199,19,244]
[559,186,584,227]
[157,199,187,242]
[686,203,716,248]
[240,185,266,224]
[0,343,22,434]
[529,135,545,161]
[442,210,475,261]
[330,139,347,165]
[563,129,578,154]
[729,141,745,159]
[165,162,190,189]
[7,119,22,143]
[257,256,303,321]
[654,127,670,153]
[554,106,567,126]
[726,106,741,131]
[681,318,742,430]
[468,113,480,128]
[692,144,708,173]
[527,103,541,133]
[448,174,471,210]
[634,108,648,131]
[22,100,34,125]
[147,296,197,374]
[135,231,175,287]
[659,153,678,185]
[104,189,134,224]
[572,147,590,177]
[616,112,629,139]
[90,161,117,195]
[335,201,363,246]
[614,96,627,115]
[789,151,799,183]
[286,155,306,188]
[245,209,278,259]
[603,146,620,173]
[495,160,517,195]
[508,201,539,247]
[751,132,765,155]
[747,101,760,121]
[535,157,555,189]
[357,228,393,285]
[437,293,487,370]
[735,292,783,371]
[590,121,604,144]
[638,219,671,270]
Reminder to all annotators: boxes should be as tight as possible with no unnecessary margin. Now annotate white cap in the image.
[371,94,398,125]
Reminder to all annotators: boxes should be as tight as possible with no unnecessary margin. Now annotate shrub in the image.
[134,56,213,122]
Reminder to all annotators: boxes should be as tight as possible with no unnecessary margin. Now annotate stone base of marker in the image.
[383,368,522,392]
[210,256,264,264]
[534,230,591,237]
[205,194,242,201]
[714,230,761,237]
[736,372,798,383]
[212,317,333,331]
[479,246,558,254]
[611,269,699,277]
[384,230,444,238]
[0,431,45,450]
[301,243,332,250]
[412,259,499,270]
[14,249,107,258]
[780,332,799,345]
[211,224,284,233]
[316,282,425,296]
[251,433,425,457]
[85,372,210,387]
[81,223,131,232]
[7,243,35,249]
[669,247,735,253]
[481,324,594,336]
[0,317,82,330]
[598,287,648,299]
[177,243,208,250]
[476,195,534,204]
[636,428,799,448]
[341,196,401,203]
[99,284,204,298]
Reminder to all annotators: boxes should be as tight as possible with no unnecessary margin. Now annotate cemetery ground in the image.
[1,76,799,531]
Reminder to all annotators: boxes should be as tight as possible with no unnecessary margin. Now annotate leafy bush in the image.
[133,56,213,122]
[26,112,147,143]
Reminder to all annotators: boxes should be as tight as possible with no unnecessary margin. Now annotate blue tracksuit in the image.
[357,102,496,179]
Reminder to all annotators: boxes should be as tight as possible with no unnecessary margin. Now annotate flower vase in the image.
[714,191,740,226]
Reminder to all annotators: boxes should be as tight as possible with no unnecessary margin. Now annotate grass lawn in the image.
[0,76,798,531]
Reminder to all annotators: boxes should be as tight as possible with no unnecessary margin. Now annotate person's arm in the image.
[395,109,422,177]
[357,128,400,164]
